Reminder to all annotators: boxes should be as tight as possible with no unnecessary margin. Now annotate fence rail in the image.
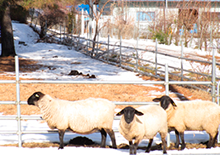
[67,35,218,96]
[0,56,219,148]
[30,20,220,93]
[57,33,220,85]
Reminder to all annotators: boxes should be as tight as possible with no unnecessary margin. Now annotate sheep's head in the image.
[116,106,144,124]
[27,92,45,106]
[153,95,177,110]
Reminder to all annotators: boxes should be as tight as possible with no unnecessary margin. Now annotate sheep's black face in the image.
[27,92,45,106]
[116,106,144,124]
[153,95,177,110]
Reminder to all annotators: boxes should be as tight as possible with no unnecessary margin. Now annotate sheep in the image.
[153,95,220,150]
[27,91,117,149]
[116,105,167,155]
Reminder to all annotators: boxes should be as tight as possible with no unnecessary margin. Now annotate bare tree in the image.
[38,5,66,38]
[88,0,112,56]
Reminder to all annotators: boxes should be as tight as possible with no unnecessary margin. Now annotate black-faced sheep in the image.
[27,92,117,149]
[153,95,220,150]
[116,106,167,155]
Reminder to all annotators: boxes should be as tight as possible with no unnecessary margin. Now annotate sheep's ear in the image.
[152,97,161,102]
[170,98,177,107]
[116,109,124,116]
[135,110,144,116]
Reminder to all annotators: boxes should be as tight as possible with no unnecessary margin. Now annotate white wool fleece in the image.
[166,101,220,136]
[119,105,167,143]
[37,95,116,134]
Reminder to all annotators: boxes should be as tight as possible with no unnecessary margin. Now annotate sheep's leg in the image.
[180,132,186,150]
[58,130,65,149]
[105,129,117,149]
[207,136,213,148]
[145,139,153,153]
[129,141,134,155]
[174,130,180,148]
[161,135,167,154]
[207,132,218,148]
[213,132,219,147]
[133,142,139,155]
[100,128,107,148]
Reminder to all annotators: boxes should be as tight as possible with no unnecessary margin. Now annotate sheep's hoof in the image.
[174,143,179,148]
[206,145,212,149]
[58,146,64,150]
[145,149,150,153]
[112,146,117,149]
[180,144,185,150]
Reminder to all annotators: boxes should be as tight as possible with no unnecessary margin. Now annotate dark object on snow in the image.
[68,70,96,78]
[18,41,27,46]
[89,74,96,78]
[69,136,95,146]
[68,70,82,76]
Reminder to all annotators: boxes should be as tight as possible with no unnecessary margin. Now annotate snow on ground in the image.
[96,35,220,77]
[0,117,218,155]
[0,22,220,154]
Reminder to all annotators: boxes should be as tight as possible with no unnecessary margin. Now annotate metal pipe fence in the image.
[70,35,219,98]
[0,56,219,148]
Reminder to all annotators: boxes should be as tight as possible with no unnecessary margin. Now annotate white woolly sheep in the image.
[116,105,167,155]
[153,95,220,150]
[27,91,117,149]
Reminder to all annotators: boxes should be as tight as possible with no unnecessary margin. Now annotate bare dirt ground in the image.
[0,56,218,150]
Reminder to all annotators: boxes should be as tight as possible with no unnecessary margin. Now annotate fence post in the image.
[107,35,110,63]
[71,21,73,50]
[87,28,89,54]
[155,39,158,76]
[212,50,216,103]
[77,33,80,51]
[165,63,170,147]
[60,24,62,42]
[119,36,122,67]
[217,81,220,143]
[181,41,184,81]
[96,33,99,55]
[15,56,22,148]
[217,81,220,106]
[64,20,66,40]
[135,36,139,71]
[165,63,169,97]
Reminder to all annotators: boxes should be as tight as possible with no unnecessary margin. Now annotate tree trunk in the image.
[0,1,16,57]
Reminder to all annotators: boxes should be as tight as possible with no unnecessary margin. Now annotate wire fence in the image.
[0,56,219,148]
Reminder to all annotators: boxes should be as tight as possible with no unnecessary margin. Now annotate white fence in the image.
[0,56,219,148]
